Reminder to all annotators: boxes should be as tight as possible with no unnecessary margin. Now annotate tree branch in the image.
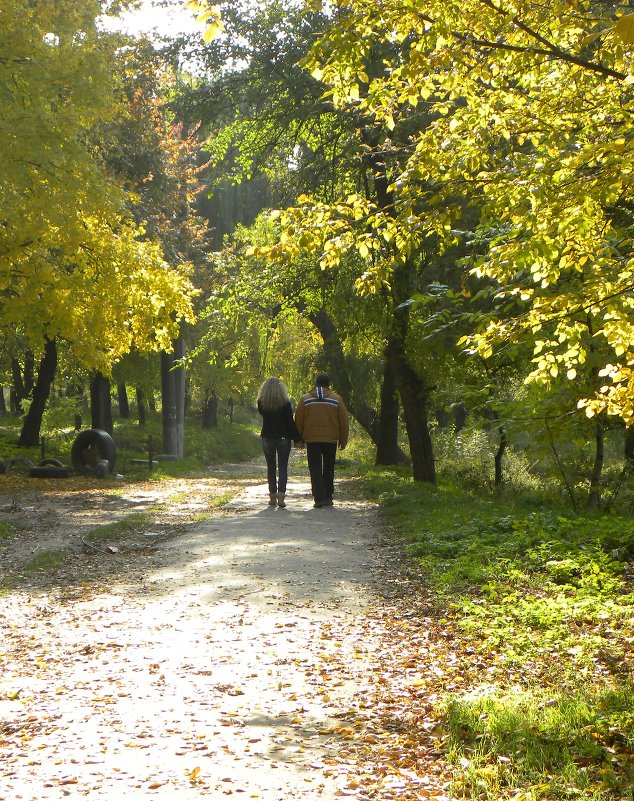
[411,1,627,81]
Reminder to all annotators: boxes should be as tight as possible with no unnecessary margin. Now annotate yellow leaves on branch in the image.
[7,216,196,373]
[578,367,634,428]
[614,13,634,46]
[184,0,225,43]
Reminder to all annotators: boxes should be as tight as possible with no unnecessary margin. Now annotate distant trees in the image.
[224,0,634,498]
[7,0,634,504]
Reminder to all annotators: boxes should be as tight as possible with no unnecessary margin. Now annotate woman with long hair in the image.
[257,377,302,507]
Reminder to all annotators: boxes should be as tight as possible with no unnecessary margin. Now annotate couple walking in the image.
[257,373,349,509]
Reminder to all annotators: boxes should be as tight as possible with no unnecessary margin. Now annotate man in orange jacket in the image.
[295,373,349,508]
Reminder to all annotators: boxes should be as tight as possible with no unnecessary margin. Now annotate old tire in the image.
[71,429,116,474]
[37,458,65,468]
[6,457,34,473]
[29,465,70,478]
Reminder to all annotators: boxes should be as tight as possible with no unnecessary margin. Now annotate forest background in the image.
[1,1,634,799]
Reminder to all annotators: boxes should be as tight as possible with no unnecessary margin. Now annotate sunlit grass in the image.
[86,512,153,542]
[365,467,634,801]
[23,549,66,573]
[0,414,263,479]
[445,684,634,800]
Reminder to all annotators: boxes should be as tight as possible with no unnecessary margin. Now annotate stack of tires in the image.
[70,429,117,475]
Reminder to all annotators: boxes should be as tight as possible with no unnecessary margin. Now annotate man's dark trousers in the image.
[306,442,337,504]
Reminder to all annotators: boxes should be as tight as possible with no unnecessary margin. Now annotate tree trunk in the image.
[117,384,130,419]
[454,403,467,433]
[394,351,436,482]
[307,307,408,464]
[24,352,34,396]
[161,334,185,457]
[360,124,435,480]
[202,390,218,429]
[625,425,634,470]
[0,387,6,416]
[11,357,27,414]
[66,383,84,430]
[90,372,113,433]
[494,425,507,487]
[435,407,452,428]
[390,260,436,483]
[588,419,604,510]
[17,338,58,447]
[136,387,147,426]
[375,350,408,465]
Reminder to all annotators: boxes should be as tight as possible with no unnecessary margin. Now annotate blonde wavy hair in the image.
[257,377,290,411]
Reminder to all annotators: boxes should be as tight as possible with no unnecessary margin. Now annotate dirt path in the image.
[0,467,450,801]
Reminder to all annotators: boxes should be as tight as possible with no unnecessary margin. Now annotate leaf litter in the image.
[0,472,458,800]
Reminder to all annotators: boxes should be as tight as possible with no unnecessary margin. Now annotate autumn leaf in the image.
[614,13,634,44]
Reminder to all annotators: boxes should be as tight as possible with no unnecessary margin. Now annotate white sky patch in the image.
[101,0,201,38]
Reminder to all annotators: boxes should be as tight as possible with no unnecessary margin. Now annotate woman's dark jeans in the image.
[261,437,292,493]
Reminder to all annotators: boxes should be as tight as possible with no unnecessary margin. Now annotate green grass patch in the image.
[364,468,634,800]
[0,413,262,480]
[209,491,235,508]
[23,549,66,573]
[190,492,236,521]
[0,520,14,540]
[445,684,634,800]
[85,512,153,542]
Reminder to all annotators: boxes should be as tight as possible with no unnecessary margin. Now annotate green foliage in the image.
[23,550,66,573]
[337,419,377,464]
[0,406,262,476]
[253,0,634,429]
[445,684,634,800]
[433,427,552,496]
[0,2,196,374]
[369,467,634,799]
[113,416,262,475]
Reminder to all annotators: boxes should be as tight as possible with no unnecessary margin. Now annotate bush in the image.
[433,426,558,499]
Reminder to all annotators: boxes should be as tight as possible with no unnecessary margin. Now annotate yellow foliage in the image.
[261,0,634,422]
[0,0,196,371]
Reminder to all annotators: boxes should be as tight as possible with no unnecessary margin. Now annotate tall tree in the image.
[1,1,197,444]
[175,0,427,467]
[296,0,634,428]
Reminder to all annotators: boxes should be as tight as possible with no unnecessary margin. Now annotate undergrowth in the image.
[364,469,634,801]
[0,414,261,479]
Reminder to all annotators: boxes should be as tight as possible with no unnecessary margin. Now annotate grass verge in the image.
[23,549,66,573]
[0,416,262,479]
[364,468,634,801]
[85,512,154,543]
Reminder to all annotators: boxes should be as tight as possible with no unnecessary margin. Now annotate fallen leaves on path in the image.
[0,475,462,800]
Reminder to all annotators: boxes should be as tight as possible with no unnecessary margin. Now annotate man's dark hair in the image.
[315,373,330,387]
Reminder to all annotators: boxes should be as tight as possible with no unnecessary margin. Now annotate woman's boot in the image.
[268,492,277,506]
[276,492,286,508]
